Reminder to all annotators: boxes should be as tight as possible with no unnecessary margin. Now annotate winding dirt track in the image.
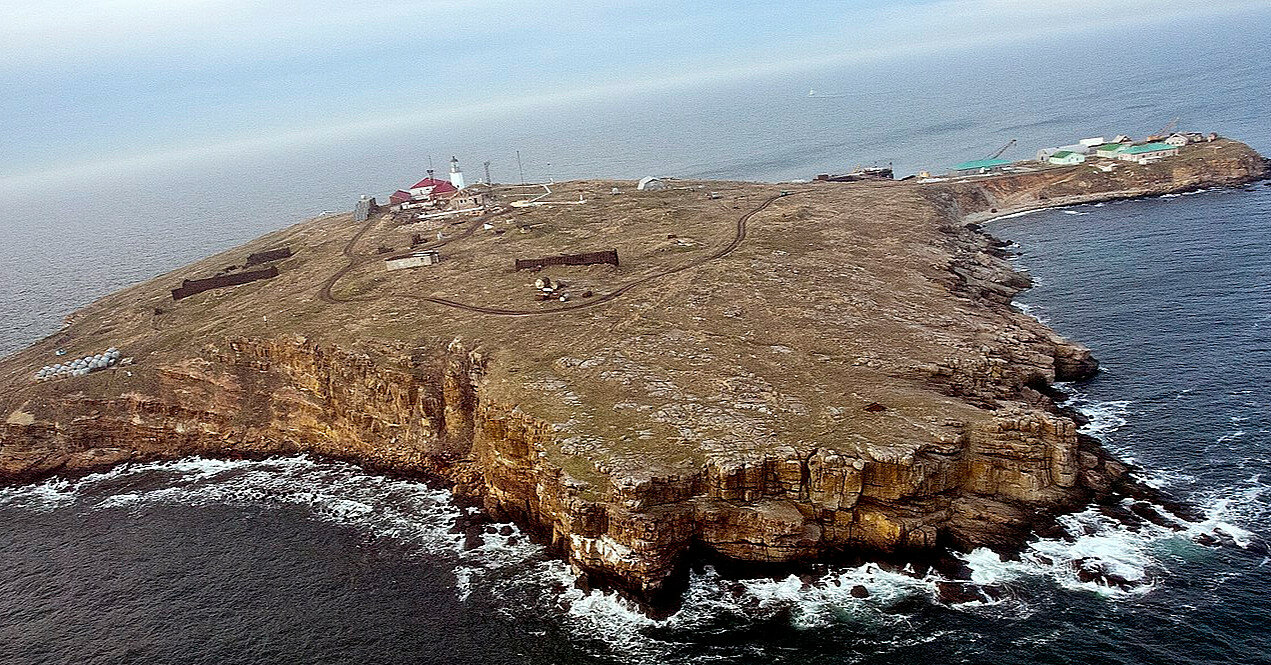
[317,193,788,316]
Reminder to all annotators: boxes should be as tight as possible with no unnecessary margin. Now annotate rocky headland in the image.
[2,138,1266,607]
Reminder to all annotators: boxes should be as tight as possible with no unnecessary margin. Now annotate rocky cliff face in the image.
[1,141,1265,607]
[0,331,1122,603]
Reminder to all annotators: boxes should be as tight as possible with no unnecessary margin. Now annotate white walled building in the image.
[385,250,442,271]
[1048,151,1086,166]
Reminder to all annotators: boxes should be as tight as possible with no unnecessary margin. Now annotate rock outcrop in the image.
[1,139,1265,607]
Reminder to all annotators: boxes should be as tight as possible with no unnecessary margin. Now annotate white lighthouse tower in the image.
[449,156,466,191]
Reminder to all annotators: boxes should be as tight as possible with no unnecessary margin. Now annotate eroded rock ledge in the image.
[2,139,1265,606]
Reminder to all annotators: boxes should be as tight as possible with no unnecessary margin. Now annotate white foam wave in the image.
[955,467,1271,603]
[1062,210,1090,215]
[4,451,1269,663]
[0,456,466,552]
[1217,430,1247,444]
[1011,300,1048,323]
[1065,392,1131,441]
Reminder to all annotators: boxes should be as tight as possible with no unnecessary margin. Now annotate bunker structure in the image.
[171,267,280,301]
[245,247,293,267]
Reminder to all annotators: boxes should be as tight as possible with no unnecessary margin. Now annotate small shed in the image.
[637,176,667,191]
[385,250,441,271]
[1078,137,1106,147]
[1164,134,1188,147]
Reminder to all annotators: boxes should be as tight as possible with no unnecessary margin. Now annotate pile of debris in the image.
[534,276,571,302]
[35,348,125,381]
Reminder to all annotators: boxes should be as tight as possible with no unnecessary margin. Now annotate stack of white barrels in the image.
[35,348,122,381]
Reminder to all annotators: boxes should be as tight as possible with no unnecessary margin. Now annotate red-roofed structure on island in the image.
[409,176,457,199]
[389,170,461,209]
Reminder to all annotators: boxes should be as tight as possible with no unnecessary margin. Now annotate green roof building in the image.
[1120,142,1177,154]
[1047,150,1086,166]
[1094,143,1129,157]
[952,158,1013,174]
[1116,142,1180,164]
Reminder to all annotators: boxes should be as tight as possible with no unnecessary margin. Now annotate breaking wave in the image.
[2,419,1267,665]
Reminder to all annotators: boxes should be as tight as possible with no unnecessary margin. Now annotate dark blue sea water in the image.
[2,10,1271,665]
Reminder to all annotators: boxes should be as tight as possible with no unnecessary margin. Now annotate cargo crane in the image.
[1147,117,1180,142]
[987,139,1017,160]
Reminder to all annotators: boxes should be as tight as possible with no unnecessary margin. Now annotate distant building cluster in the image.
[950,127,1217,177]
[388,156,487,218]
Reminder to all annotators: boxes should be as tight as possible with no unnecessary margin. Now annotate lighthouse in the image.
[449,156,466,191]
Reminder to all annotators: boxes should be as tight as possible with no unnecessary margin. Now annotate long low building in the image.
[385,250,442,271]
[1095,143,1129,158]
[1116,142,1180,164]
[951,158,1013,175]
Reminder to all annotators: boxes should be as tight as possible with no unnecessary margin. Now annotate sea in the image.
[2,12,1271,665]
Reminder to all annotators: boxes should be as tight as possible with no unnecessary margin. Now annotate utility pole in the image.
[517,150,525,185]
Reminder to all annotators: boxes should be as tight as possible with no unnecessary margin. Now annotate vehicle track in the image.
[317,192,790,316]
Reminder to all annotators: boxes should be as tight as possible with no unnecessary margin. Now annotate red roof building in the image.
[409,177,457,197]
[390,174,460,208]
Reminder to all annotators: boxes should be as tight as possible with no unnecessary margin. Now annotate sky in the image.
[2,0,1269,188]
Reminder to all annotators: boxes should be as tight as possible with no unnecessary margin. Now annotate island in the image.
[1,137,1266,607]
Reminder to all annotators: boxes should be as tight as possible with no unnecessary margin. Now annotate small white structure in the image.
[1056,143,1092,155]
[1048,151,1086,166]
[1165,134,1189,147]
[1036,147,1059,162]
[1079,137,1106,147]
[385,250,441,271]
[449,156,466,191]
[637,176,667,191]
